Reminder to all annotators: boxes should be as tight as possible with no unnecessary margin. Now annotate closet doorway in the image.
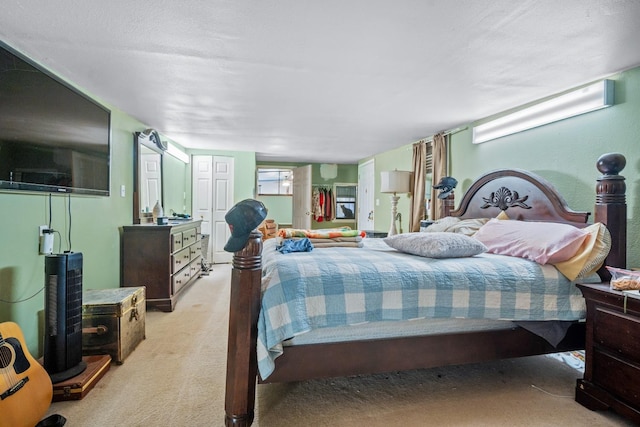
[292,165,312,229]
[357,160,375,231]
[192,155,235,264]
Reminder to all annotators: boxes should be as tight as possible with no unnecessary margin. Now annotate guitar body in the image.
[0,322,53,427]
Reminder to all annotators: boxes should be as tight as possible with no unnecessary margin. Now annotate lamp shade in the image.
[380,170,412,194]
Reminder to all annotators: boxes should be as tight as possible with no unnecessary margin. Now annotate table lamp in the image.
[380,170,412,236]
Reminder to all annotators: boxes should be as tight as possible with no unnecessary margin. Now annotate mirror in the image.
[133,130,164,224]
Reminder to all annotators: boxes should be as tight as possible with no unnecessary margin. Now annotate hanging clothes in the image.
[312,187,323,221]
[317,188,324,222]
[324,188,333,221]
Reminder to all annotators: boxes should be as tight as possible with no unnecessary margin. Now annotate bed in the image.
[224,153,627,427]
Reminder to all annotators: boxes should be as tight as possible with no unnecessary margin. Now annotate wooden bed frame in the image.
[224,153,627,426]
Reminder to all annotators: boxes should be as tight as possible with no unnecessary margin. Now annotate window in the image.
[425,141,433,174]
[334,183,357,221]
[257,168,293,195]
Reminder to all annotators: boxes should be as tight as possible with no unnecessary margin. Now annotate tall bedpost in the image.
[225,230,263,427]
[595,152,627,277]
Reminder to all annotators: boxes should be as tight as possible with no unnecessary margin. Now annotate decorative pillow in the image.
[423,216,460,232]
[444,218,490,236]
[552,223,611,281]
[496,210,510,220]
[424,216,489,236]
[473,218,589,265]
[383,232,487,258]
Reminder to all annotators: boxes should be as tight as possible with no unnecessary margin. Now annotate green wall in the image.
[310,163,359,229]
[0,106,141,357]
[5,43,638,360]
[364,144,414,235]
[0,51,256,357]
[368,68,640,266]
[254,162,359,229]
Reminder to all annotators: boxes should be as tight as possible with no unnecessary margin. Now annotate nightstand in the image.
[575,283,640,424]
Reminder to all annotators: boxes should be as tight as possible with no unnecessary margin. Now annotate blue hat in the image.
[224,199,268,252]
[433,176,458,199]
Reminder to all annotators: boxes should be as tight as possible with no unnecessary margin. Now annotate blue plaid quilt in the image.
[257,238,587,379]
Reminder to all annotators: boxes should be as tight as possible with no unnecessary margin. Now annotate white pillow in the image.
[383,232,487,258]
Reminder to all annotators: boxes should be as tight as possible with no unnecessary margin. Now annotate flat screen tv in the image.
[0,41,111,196]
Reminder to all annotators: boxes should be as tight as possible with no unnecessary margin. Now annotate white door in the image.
[140,152,162,213]
[211,156,234,263]
[192,155,234,264]
[357,160,375,231]
[292,165,312,229]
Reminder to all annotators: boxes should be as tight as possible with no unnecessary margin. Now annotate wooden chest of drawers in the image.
[575,283,640,424]
[121,220,202,312]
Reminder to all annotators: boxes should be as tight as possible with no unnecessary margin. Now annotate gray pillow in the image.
[383,232,487,258]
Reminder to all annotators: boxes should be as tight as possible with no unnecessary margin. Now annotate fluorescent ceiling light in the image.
[473,80,614,144]
[166,142,190,163]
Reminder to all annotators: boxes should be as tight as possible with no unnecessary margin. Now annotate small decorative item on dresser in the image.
[607,266,640,290]
[152,200,163,223]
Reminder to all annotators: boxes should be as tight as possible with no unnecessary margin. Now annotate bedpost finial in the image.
[596,152,626,176]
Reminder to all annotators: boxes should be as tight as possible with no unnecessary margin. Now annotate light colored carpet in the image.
[45,264,634,426]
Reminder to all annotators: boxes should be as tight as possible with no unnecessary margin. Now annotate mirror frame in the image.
[133,130,165,224]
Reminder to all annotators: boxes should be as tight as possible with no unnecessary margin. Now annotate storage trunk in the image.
[82,287,146,364]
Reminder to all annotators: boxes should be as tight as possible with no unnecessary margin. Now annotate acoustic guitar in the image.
[0,322,53,427]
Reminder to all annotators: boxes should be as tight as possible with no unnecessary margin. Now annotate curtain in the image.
[429,133,448,220]
[409,140,427,232]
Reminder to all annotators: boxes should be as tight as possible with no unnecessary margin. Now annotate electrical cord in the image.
[0,287,45,304]
[67,193,72,251]
[530,384,572,398]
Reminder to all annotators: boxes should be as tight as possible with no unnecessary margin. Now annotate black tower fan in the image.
[44,252,87,382]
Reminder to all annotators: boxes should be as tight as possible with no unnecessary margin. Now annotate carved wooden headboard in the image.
[449,169,590,227]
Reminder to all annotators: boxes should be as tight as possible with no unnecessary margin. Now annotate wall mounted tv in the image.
[0,41,111,196]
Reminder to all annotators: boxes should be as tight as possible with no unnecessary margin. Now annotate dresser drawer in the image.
[594,306,640,360]
[190,256,202,277]
[593,350,640,408]
[172,267,191,295]
[183,228,198,246]
[172,232,184,252]
[189,243,202,259]
[172,247,191,273]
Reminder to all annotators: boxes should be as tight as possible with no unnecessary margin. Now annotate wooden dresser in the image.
[575,282,640,424]
[121,220,202,312]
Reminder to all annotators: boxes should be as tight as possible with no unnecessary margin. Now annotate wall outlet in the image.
[39,225,49,236]
[120,184,126,197]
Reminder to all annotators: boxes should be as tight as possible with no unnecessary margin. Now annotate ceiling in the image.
[2,1,640,164]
